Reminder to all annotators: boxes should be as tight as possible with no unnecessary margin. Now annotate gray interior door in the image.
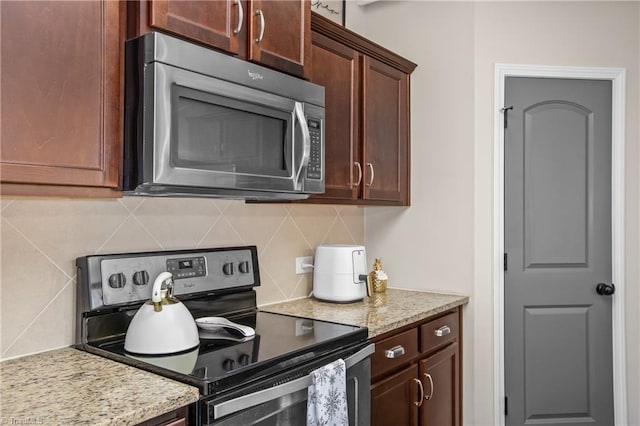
[504,77,614,426]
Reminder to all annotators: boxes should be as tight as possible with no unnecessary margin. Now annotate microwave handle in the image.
[293,102,311,191]
[211,343,374,420]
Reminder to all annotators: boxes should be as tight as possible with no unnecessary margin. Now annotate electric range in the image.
[76,246,372,425]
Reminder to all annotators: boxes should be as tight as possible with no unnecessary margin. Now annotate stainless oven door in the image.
[145,61,318,193]
[205,344,374,426]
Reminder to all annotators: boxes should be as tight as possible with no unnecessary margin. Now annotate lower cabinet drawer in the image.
[420,311,458,354]
[372,328,419,378]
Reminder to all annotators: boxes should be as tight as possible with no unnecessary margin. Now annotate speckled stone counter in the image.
[0,347,199,426]
[261,288,469,338]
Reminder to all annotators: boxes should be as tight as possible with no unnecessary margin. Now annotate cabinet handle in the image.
[366,162,375,187]
[233,0,244,34]
[424,373,434,400]
[255,10,265,43]
[353,162,362,187]
[384,345,405,359]
[434,325,451,337]
[412,378,425,407]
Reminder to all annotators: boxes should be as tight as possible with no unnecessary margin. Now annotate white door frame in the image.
[493,64,627,426]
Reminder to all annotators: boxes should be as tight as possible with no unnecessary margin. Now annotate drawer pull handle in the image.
[424,373,434,400]
[384,345,405,359]
[412,378,424,407]
[434,325,451,337]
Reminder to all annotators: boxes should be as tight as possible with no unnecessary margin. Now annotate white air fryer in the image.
[313,245,368,303]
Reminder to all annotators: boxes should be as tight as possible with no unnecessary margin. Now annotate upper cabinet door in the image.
[307,32,361,201]
[0,1,124,195]
[362,56,410,204]
[148,0,244,55]
[248,0,310,77]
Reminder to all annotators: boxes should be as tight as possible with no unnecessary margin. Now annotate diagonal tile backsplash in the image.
[0,197,363,360]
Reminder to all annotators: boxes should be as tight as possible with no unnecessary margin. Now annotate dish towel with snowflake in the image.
[307,358,348,426]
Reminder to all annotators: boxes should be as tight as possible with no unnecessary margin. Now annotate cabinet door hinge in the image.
[505,396,508,416]
[504,253,508,271]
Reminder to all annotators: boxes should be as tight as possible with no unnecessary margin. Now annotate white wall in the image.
[355,1,640,425]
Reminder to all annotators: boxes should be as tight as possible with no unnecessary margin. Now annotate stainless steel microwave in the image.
[123,32,324,200]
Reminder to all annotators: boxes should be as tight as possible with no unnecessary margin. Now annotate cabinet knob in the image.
[412,378,425,407]
[434,325,451,337]
[384,345,405,359]
[424,373,434,400]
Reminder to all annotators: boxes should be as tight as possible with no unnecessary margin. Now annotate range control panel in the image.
[77,246,260,310]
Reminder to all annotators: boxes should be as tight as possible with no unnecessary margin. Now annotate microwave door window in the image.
[171,88,291,179]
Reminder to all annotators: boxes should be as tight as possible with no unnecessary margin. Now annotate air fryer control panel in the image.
[77,246,260,310]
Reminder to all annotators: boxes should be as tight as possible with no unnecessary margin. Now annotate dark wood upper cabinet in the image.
[362,56,409,203]
[306,13,416,206]
[307,31,361,200]
[131,0,310,78]
[247,0,310,77]
[148,0,244,56]
[0,1,124,197]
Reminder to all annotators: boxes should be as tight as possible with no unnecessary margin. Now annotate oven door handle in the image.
[293,101,311,191]
[211,343,374,420]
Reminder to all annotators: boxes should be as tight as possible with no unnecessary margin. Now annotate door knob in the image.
[596,282,615,296]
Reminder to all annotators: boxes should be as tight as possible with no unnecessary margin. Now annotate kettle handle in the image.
[152,272,174,303]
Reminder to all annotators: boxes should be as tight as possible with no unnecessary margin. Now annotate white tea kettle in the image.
[124,272,199,355]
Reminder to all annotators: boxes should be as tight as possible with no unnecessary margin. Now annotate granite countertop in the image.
[0,348,199,426]
[261,288,469,338]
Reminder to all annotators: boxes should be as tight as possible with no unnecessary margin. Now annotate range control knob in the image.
[132,270,149,286]
[223,359,236,371]
[239,261,250,274]
[108,273,126,289]
[238,354,251,366]
[222,262,234,276]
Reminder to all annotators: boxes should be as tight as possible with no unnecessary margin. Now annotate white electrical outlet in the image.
[295,256,314,274]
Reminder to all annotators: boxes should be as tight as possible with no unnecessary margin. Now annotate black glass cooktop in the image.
[93,311,367,396]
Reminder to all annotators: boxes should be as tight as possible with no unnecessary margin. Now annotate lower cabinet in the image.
[371,365,419,425]
[420,342,460,426]
[371,308,462,426]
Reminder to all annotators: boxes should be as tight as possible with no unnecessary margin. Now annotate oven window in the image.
[171,85,291,177]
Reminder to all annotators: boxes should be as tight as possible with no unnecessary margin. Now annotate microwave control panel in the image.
[306,119,322,180]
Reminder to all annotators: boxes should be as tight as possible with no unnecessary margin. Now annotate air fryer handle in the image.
[358,274,368,283]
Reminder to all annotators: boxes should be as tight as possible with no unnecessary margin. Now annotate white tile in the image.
[338,206,365,244]
[223,202,288,250]
[260,217,312,297]
[1,221,71,355]
[197,216,245,248]
[1,281,75,359]
[97,215,162,254]
[254,271,287,306]
[1,199,130,277]
[321,216,358,246]
[118,196,145,213]
[289,205,338,249]
[133,198,220,249]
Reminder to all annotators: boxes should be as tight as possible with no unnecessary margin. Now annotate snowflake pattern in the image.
[307,359,348,426]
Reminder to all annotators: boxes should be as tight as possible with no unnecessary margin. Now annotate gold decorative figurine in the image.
[369,258,388,293]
